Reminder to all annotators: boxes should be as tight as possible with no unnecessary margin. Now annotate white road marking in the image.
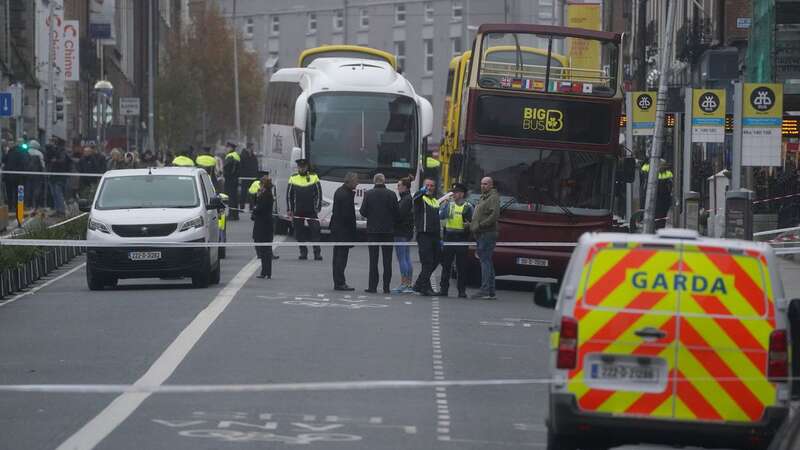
[56,256,262,450]
[430,298,451,442]
[0,262,86,308]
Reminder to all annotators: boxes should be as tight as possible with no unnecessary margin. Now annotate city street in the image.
[2,220,799,450]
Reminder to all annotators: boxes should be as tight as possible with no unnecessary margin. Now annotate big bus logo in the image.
[750,87,775,112]
[698,92,720,113]
[636,94,653,110]
[522,107,564,132]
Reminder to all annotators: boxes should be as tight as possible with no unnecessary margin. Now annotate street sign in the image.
[691,89,726,143]
[0,93,12,117]
[630,91,657,136]
[119,97,140,116]
[742,83,783,167]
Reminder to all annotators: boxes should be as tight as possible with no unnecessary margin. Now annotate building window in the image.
[360,8,369,28]
[424,2,434,22]
[394,41,406,72]
[424,39,434,73]
[539,10,553,20]
[451,37,462,55]
[308,12,317,33]
[333,10,344,31]
[395,4,406,25]
[245,17,254,38]
[452,0,463,20]
[271,16,280,35]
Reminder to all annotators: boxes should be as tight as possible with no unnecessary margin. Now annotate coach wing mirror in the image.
[78,198,92,213]
[620,157,636,183]
[533,283,557,308]
[291,147,302,165]
[294,94,308,131]
[420,97,434,138]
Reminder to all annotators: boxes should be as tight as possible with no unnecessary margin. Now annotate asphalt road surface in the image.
[0,219,796,450]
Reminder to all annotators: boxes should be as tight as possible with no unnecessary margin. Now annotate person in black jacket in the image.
[287,159,323,260]
[3,141,30,212]
[413,177,441,296]
[360,173,398,294]
[223,142,241,220]
[330,172,359,290]
[252,174,275,279]
[239,143,259,210]
[392,177,414,294]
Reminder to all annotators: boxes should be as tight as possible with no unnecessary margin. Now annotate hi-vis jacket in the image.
[413,191,440,235]
[287,172,322,215]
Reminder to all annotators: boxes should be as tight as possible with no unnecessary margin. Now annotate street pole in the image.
[232,0,242,145]
[45,0,55,142]
[148,0,155,153]
[642,0,676,234]
[732,81,743,191]
[343,0,348,44]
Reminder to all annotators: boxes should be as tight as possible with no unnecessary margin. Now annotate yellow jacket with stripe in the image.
[287,172,322,215]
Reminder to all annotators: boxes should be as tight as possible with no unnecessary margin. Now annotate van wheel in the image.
[86,265,105,291]
[105,276,118,288]
[210,260,221,285]
[546,430,577,450]
[192,254,211,288]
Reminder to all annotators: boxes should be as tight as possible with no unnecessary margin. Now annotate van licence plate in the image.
[516,257,549,267]
[590,362,659,382]
[129,251,162,261]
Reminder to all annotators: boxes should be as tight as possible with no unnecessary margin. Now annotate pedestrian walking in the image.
[25,140,46,211]
[252,174,275,279]
[239,143,259,210]
[223,142,241,220]
[470,177,500,300]
[439,183,473,298]
[413,178,441,296]
[392,177,415,294]
[360,173,398,294]
[331,172,359,291]
[287,158,322,260]
[45,137,71,217]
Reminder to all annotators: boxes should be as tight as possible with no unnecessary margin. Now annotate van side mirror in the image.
[533,283,557,308]
[207,196,223,210]
[78,198,92,213]
[620,157,636,183]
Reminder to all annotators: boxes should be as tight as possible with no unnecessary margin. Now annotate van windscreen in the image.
[95,175,200,210]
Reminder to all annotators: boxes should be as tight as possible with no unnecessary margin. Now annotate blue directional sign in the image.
[0,92,12,117]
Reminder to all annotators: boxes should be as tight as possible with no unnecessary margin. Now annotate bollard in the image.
[725,190,754,240]
[684,191,700,232]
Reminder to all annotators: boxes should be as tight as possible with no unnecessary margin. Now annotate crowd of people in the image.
[253,158,501,300]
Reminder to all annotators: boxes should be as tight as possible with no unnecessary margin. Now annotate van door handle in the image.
[634,327,667,339]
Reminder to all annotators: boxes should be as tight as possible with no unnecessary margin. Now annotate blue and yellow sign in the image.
[691,89,726,143]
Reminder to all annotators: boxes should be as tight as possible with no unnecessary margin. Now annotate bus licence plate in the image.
[129,251,162,261]
[516,257,548,267]
[590,362,659,382]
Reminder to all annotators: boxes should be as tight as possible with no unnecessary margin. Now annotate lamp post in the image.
[94,80,113,148]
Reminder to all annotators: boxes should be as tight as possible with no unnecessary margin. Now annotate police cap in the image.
[452,183,468,194]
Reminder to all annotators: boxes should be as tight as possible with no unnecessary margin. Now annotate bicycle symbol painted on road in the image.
[178,429,362,444]
[258,294,390,309]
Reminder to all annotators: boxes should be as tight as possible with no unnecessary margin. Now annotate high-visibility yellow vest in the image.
[426,157,441,169]
[445,202,466,231]
[422,194,439,209]
[248,180,260,194]
[641,163,650,173]
[658,170,674,180]
[172,155,195,167]
[289,173,320,187]
[225,151,241,162]
[196,154,216,168]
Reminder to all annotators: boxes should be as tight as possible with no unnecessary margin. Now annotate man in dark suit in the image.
[330,172,359,291]
[360,173,398,294]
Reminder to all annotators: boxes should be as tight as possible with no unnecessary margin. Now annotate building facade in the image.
[211,0,564,143]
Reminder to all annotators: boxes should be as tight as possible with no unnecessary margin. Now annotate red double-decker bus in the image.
[449,24,632,293]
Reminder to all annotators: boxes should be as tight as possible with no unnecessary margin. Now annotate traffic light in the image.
[54,96,64,122]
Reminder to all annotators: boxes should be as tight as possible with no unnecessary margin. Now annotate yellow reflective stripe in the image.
[248,181,260,194]
[289,174,320,187]
[225,152,241,161]
[422,195,439,208]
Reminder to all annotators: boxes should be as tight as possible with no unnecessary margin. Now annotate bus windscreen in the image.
[474,94,612,145]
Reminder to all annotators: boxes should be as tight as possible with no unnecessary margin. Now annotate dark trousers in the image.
[256,245,273,277]
[415,232,441,291]
[239,182,254,210]
[4,179,19,211]
[225,182,240,218]
[332,246,350,287]
[368,233,393,292]
[293,217,321,257]
[440,232,468,295]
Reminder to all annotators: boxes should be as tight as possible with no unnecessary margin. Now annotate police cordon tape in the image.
[0,376,792,394]
[0,238,577,248]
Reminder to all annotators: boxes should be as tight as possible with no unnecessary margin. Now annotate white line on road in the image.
[56,255,263,450]
[0,262,86,308]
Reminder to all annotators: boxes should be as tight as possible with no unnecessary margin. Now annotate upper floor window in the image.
[333,10,344,31]
[424,39,434,73]
[245,17,254,38]
[308,12,317,33]
[271,16,280,35]
[395,4,406,25]
[360,8,369,28]
[452,0,463,20]
[424,2,434,22]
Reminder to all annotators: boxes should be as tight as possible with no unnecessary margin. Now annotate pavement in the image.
[0,218,797,450]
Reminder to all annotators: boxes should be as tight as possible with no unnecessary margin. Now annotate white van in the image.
[545,228,790,450]
[80,167,223,289]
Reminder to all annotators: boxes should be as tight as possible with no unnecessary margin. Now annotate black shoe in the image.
[299,255,308,260]
[364,288,377,294]
[458,292,468,299]
[272,255,280,260]
[335,285,355,291]
[439,291,449,297]
[256,274,267,279]
[419,289,435,297]
[383,288,390,294]
[314,255,323,261]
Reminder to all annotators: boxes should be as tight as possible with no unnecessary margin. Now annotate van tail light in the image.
[768,329,789,383]
[557,316,578,370]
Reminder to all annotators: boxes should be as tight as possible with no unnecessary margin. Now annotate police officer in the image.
[439,183,473,298]
[195,151,218,186]
[223,142,241,220]
[413,177,441,296]
[248,170,280,260]
[287,158,323,260]
[172,150,195,167]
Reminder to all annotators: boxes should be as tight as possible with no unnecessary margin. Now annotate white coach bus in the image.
[261,56,433,232]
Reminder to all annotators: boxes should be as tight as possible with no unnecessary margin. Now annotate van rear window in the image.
[580,245,771,318]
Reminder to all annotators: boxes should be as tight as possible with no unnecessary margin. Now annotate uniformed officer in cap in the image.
[287,158,323,260]
[248,170,280,260]
[223,142,241,220]
[438,183,473,298]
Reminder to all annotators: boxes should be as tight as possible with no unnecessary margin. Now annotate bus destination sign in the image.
[474,95,613,145]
